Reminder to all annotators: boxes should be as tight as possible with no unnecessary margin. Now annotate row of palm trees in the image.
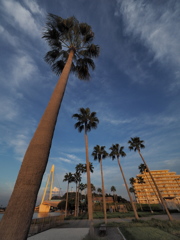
[67,107,173,224]
[63,162,93,217]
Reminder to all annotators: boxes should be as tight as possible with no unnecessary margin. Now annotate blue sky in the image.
[0,0,180,207]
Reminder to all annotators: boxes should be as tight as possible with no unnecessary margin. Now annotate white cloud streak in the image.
[2,0,41,38]
[115,0,180,88]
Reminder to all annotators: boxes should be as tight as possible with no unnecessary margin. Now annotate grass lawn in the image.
[109,219,180,240]
[123,226,179,240]
[65,211,164,220]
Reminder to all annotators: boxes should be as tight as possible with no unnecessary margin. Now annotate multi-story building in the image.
[133,170,180,206]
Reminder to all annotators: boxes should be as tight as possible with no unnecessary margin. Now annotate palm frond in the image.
[44,50,60,64]
[75,65,90,80]
[51,60,65,75]
[79,23,91,35]
[83,33,94,43]
[87,44,100,57]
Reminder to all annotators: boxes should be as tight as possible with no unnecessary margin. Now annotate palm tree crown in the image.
[111,186,116,193]
[109,144,126,160]
[128,137,145,152]
[138,163,148,174]
[63,172,74,183]
[137,176,145,184]
[42,14,100,79]
[129,177,136,186]
[92,145,108,162]
[72,107,99,133]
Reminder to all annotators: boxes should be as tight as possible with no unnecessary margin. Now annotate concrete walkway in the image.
[27,228,89,240]
[28,213,180,240]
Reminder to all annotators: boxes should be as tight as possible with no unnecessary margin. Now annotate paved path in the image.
[28,213,180,240]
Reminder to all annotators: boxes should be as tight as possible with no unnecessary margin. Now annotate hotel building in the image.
[133,170,180,205]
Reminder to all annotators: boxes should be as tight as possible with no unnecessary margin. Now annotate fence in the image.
[28,215,64,237]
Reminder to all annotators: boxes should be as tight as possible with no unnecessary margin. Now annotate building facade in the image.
[133,170,180,205]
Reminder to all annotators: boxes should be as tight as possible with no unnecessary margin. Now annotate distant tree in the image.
[92,145,108,224]
[138,163,161,205]
[63,172,74,217]
[72,107,99,223]
[109,144,139,220]
[57,200,66,210]
[97,188,102,195]
[91,183,96,193]
[128,137,172,221]
[111,186,116,194]
[73,171,81,216]
[111,186,117,202]
[137,176,153,213]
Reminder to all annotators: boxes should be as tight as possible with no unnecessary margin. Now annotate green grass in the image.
[107,219,180,240]
[64,211,164,220]
[123,226,179,240]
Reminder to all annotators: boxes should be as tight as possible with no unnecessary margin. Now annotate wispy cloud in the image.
[0,97,19,121]
[51,157,72,163]
[11,52,39,87]
[2,0,42,38]
[8,133,30,161]
[115,0,180,89]
[23,0,44,16]
[51,153,82,164]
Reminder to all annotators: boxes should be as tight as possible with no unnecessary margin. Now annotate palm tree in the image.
[79,183,86,198]
[129,187,135,199]
[97,187,102,195]
[111,186,116,194]
[91,183,96,195]
[129,177,137,200]
[92,145,108,224]
[63,172,74,217]
[128,137,173,221]
[72,108,99,232]
[110,186,117,202]
[109,144,139,220]
[75,163,85,216]
[73,171,82,217]
[137,176,153,213]
[129,177,141,210]
[138,164,161,206]
[0,15,100,240]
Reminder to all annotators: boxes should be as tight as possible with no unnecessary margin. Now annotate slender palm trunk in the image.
[117,158,139,220]
[143,189,153,213]
[75,183,78,217]
[137,196,143,211]
[138,150,173,221]
[77,182,80,216]
[84,129,94,234]
[65,182,69,217]
[0,50,75,240]
[100,159,107,224]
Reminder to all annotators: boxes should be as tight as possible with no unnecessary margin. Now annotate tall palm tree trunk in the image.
[75,183,78,217]
[77,182,80,216]
[117,158,139,220]
[100,160,107,224]
[65,182,70,217]
[0,50,75,240]
[138,150,173,221]
[84,129,94,234]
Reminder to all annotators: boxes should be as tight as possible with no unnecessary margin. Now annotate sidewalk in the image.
[27,228,89,240]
